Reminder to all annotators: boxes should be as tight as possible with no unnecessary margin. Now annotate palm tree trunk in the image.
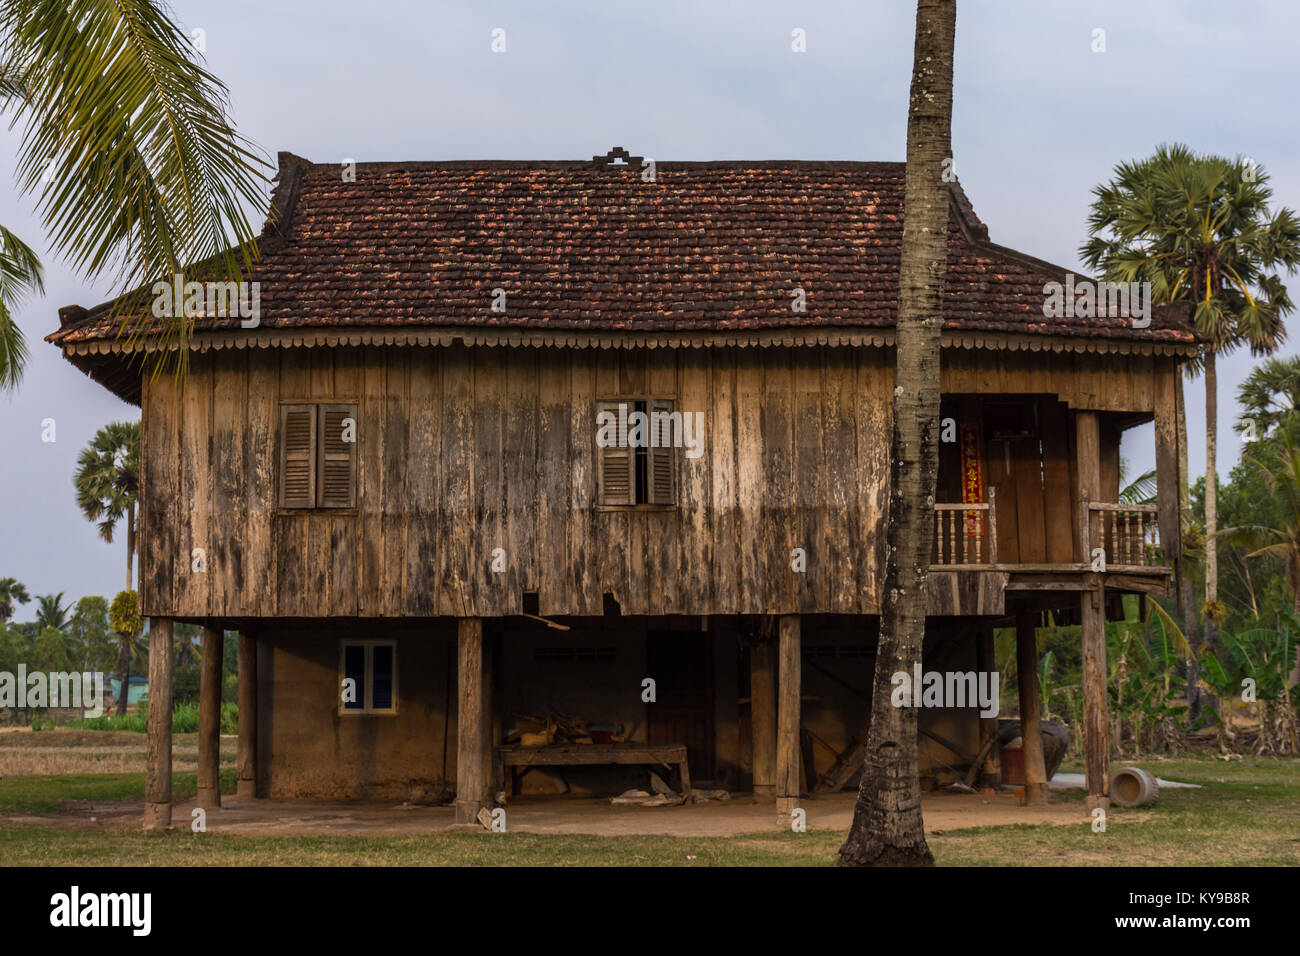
[839,0,953,868]
[1177,372,1203,722]
[126,502,136,593]
[1204,350,1219,657]
[116,636,130,717]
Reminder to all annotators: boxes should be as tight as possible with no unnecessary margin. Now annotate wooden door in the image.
[646,630,715,781]
[984,401,1047,564]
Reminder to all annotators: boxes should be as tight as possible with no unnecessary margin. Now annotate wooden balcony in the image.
[929,492,1170,612]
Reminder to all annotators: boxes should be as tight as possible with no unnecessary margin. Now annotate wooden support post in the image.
[198,625,223,810]
[1076,409,1110,809]
[1077,411,1101,563]
[975,626,1001,787]
[1081,580,1110,808]
[483,632,497,805]
[1015,611,1049,805]
[776,615,802,817]
[236,631,257,798]
[749,630,776,800]
[456,618,488,824]
[144,618,174,829]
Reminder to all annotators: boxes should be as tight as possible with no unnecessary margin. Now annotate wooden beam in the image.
[236,631,257,798]
[776,614,802,816]
[1015,611,1049,804]
[144,618,174,829]
[749,630,776,800]
[198,625,223,810]
[456,618,488,824]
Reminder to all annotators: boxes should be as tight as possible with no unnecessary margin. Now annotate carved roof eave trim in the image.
[59,326,1199,358]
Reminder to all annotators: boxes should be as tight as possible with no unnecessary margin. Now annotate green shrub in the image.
[65,701,234,734]
[170,701,199,733]
[221,701,239,735]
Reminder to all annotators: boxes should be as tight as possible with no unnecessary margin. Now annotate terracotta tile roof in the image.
[48,149,1195,346]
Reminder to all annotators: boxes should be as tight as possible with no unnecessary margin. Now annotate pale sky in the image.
[1,0,1296,610]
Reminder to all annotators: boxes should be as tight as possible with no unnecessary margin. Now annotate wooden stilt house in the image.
[48,148,1195,825]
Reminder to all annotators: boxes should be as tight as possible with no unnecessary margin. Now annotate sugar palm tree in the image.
[0,577,31,627]
[1082,145,1300,662]
[839,0,954,867]
[108,589,144,716]
[1237,355,1300,439]
[74,421,140,590]
[0,0,270,390]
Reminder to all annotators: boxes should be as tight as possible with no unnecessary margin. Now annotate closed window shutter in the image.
[279,404,317,508]
[597,400,633,506]
[647,398,676,505]
[318,404,357,508]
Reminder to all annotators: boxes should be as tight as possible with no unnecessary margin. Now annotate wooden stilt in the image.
[975,626,1001,787]
[1082,581,1110,808]
[1015,611,1049,804]
[750,628,776,801]
[776,615,802,817]
[456,618,488,824]
[144,618,174,829]
[1076,410,1110,809]
[197,625,223,810]
[237,631,257,798]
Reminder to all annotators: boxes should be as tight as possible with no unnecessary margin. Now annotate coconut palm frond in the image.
[0,0,271,383]
[0,223,43,390]
[1120,468,1158,505]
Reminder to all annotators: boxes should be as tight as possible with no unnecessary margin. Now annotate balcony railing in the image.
[932,491,1165,571]
[1084,501,1162,569]
[933,488,997,566]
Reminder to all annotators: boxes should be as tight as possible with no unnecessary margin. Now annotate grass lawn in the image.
[0,752,1296,866]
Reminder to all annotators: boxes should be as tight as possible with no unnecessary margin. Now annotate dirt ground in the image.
[10,788,1099,838]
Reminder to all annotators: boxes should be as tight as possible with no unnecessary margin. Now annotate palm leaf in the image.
[0,224,44,390]
[0,0,270,375]
[1146,599,1191,656]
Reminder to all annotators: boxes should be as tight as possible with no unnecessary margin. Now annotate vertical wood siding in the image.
[139,344,1173,619]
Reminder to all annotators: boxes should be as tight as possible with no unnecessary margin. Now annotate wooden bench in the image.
[494,743,691,803]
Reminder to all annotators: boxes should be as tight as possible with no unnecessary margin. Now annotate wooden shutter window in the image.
[318,404,358,508]
[597,400,633,506]
[647,398,677,505]
[279,404,317,508]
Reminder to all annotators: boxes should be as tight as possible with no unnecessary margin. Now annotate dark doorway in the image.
[646,630,716,782]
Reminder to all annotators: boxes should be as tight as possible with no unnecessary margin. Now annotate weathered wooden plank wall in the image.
[138,345,1175,620]
[941,349,1160,411]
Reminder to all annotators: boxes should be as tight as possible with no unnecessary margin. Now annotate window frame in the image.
[277,400,359,513]
[594,395,680,510]
[337,639,398,716]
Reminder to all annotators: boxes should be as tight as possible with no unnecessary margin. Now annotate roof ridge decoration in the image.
[592,145,644,168]
[259,151,312,252]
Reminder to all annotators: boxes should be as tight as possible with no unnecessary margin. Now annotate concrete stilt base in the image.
[197,787,221,810]
[237,780,256,798]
